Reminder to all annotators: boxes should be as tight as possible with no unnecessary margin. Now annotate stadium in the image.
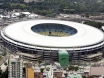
[1,20,104,63]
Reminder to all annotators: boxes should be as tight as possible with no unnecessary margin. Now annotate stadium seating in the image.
[31,23,77,37]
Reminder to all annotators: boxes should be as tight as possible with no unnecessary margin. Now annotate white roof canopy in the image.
[3,20,104,48]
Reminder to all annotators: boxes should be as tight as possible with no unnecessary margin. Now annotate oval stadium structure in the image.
[1,20,104,62]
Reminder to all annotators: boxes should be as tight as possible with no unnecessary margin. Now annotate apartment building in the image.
[8,55,23,78]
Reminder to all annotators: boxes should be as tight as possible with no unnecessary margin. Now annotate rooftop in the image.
[9,54,22,61]
[58,50,68,54]
[2,20,104,50]
[90,67,104,76]
[26,63,32,68]
[68,74,82,78]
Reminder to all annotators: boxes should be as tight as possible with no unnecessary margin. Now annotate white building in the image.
[11,12,39,18]
[28,14,38,18]
[59,14,81,18]
[0,14,10,19]
[8,55,23,78]
[11,12,30,18]
[11,13,20,18]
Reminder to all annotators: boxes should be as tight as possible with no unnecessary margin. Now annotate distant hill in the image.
[0,0,102,3]
[0,0,104,17]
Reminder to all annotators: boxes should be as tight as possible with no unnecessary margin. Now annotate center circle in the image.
[31,23,77,37]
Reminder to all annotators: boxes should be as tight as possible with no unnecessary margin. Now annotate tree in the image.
[64,73,68,78]
[4,62,7,66]
[40,68,44,73]
[3,52,6,56]
[74,66,79,71]
[38,60,42,67]
[68,66,74,71]
[46,67,50,71]
[68,66,79,71]
[24,63,26,66]
[0,56,2,61]
[64,67,67,70]
[82,76,86,78]
[38,60,42,64]
[0,67,8,78]
[23,67,26,75]
[0,67,2,75]
[84,21,104,29]
[1,0,104,17]
[3,48,6,56]
[93,57,99,62]
[88,76,94,78]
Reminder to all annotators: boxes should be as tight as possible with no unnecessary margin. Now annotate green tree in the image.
[74,66,79,71]
[0,56,2,61]
[40,68,44,73]
[4,62,7,66]
[88,76,94,78]
[38,60,42,64]
[46,67,50,71]
[82,76,86,78]
[1,0,104,17]
[23,67,26,75]
[0,67,8,78]
[3,48,6,56]
[84,21,103,29]
[0,67,2,75]
[93,57,99,62]
[68,66,74,71]
[68,66,79,71]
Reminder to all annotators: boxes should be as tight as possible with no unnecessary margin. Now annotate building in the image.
[11,12,20,18]
[59,50,69,66]
[90,67,104,77]
[68,74,82,78]
[26,63,34,78]
[8,55,23,78]
[11,12,30,18]
[53,71,63,78]
[1,20,104,62]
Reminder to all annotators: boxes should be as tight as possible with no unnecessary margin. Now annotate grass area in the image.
[3,52,6,56]
[0,56,2,61]
[3,48,7,56]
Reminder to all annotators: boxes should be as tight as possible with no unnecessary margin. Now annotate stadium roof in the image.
[3,20,104,49]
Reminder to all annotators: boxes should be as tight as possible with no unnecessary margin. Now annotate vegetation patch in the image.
[0,56,2,61]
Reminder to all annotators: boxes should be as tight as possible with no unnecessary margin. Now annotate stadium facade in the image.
[1,20,104,62]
